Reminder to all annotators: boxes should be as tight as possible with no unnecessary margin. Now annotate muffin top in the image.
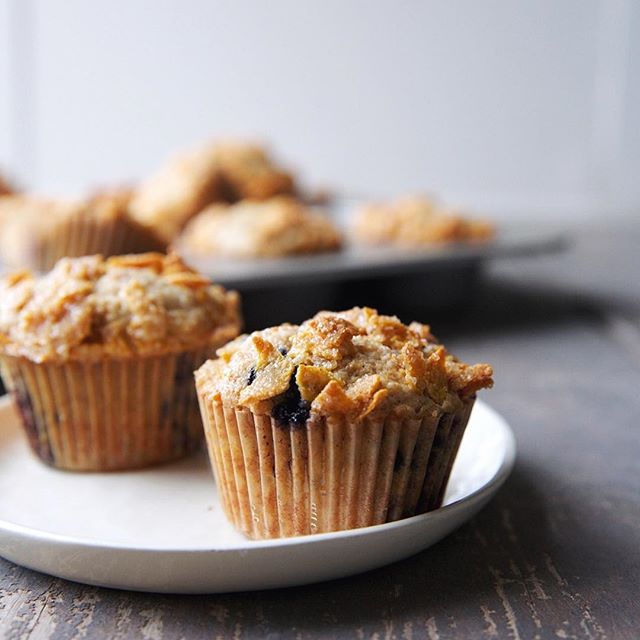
[0,194,81,226]
[196,307,492,423]
[354,195,495,246]
[129,140,296,242]
[83,188,136,223]
[0,190,138,232]
[0,196,83,263]
[178,197,341,258]
[212,140,295,201]
[0,253,241,362]
[0,173,15,197]
[129,144,224,241]
[0,191,166,269]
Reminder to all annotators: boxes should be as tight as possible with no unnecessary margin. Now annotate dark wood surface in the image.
[1,223,639,639]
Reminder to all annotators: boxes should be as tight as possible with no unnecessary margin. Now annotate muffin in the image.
[0,191,166,271]
[0,173,15,197]
[128,144,225,242]
[0,196,80,268]
[212,140,296,202]
[195,307,492,539]
[0,252,241,471]
[354,195,495,246]
[129,140,296,242]
[177,197,341,259]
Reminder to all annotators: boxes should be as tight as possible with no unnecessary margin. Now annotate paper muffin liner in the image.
[197,391,480,539]
[0,346,213,471]
[417,396,476,512]
[35,212,166,272]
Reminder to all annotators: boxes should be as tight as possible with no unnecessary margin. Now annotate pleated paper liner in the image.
[198,394,477,540]
[34,211,166,272]
[0,346,212,471]
[417,397,476,512]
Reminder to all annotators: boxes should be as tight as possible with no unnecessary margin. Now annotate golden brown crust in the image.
[177,197,342,258]
[196,307,492,422]
[129,145,225,241]
[129,140,297,242]
[354,195,495,246]
[0,192,167,270]
[0,196,82,267]
[0,252,241,362]
[85,187,134,219]
[444,358,494,397]
[0,173,15,197]
[212,141,296,201]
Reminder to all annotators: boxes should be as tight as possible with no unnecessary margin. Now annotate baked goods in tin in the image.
[177,197,341,258]
[212,140,296,202]
[0,191,166,271]
[0,253,241,471]
[354,195,495,246]
[128,145,225,242]
[195,307,492,539]
[129,140,296,242]
[0,196,81,269]
[0,173,15,197]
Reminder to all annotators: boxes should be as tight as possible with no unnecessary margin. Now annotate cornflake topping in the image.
[196,307,493,423]
[0,253,240,362]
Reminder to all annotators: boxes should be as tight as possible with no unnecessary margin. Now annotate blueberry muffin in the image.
[195,307,492,539]
[0,191,166,271]
[0,253,241,470]
[129,140,296,242]
[177,197,341,259]
[354,195,495,246]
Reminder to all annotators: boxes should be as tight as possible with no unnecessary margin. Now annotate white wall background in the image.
[0,0,638,221]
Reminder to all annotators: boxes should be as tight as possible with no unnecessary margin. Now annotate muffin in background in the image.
[0,173,16,197]
[177,197,341,259]
[0,252,241,471]
[129,140,297,242]
[196,307,492,539]
[128,144,225,242]
[212,140,296,202]
[354,195,495,246]
[0,195,82,268]
[0,191,167,271]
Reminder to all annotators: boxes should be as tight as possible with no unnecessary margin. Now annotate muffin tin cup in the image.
[34,212,166,272]
[197,396,477,540]
[0,346,214,471]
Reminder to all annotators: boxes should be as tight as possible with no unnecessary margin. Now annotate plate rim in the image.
[0,398,516,555]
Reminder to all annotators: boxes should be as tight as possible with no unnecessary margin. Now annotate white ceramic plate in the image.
[0,397,515,594]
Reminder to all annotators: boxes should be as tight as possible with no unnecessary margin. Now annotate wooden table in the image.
[1,223,639,639]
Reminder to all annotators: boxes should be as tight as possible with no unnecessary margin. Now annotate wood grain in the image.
[1,224,639,639]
